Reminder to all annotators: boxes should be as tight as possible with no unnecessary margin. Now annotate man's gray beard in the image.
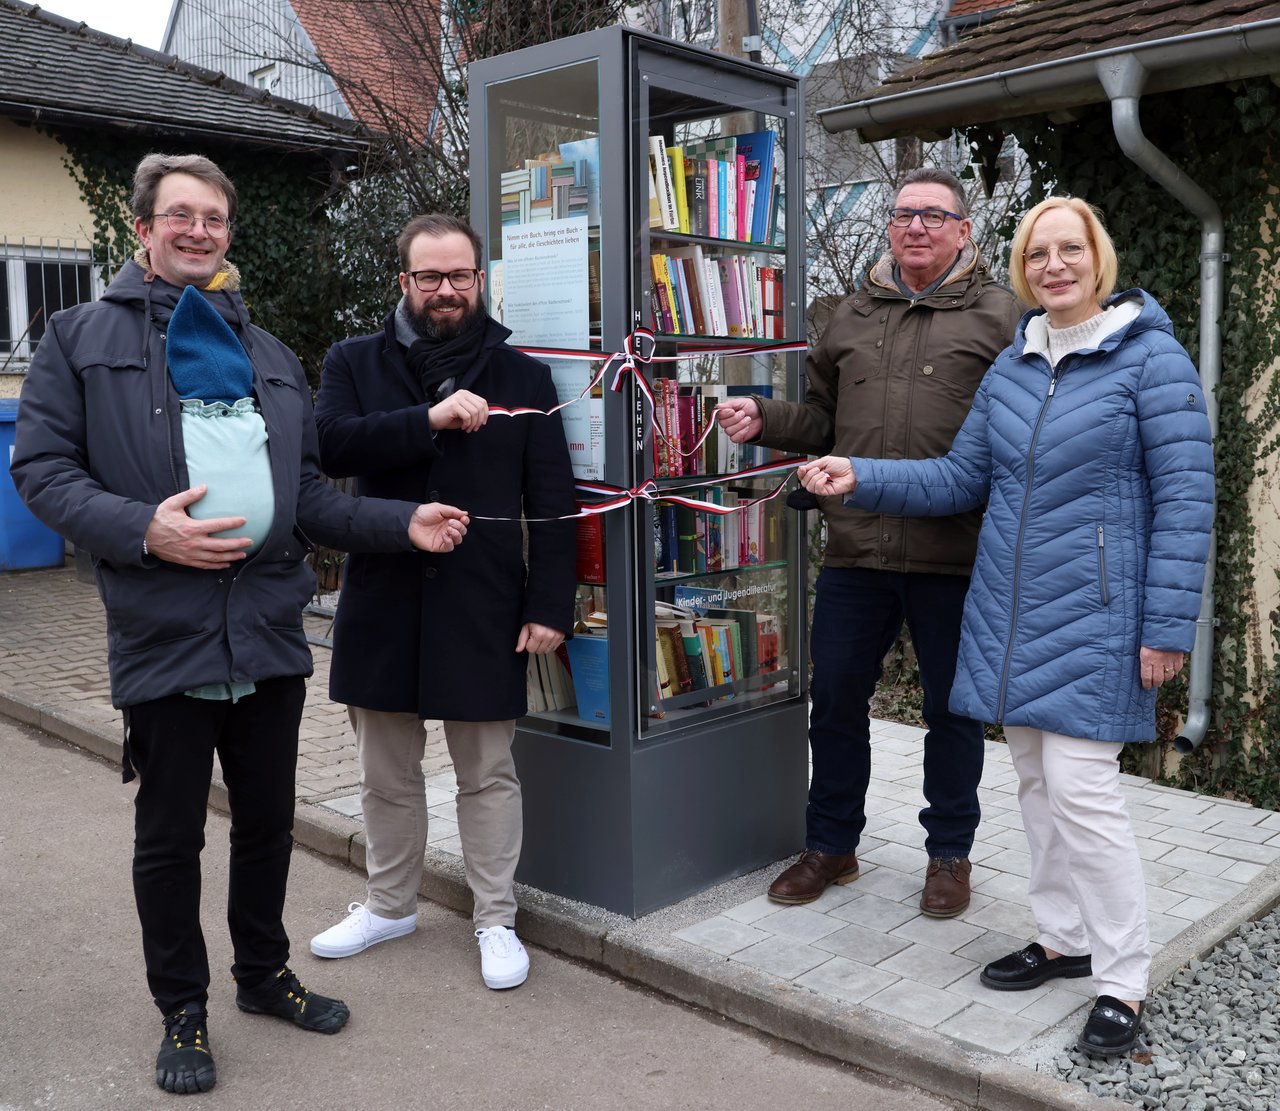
[406,297,483,341]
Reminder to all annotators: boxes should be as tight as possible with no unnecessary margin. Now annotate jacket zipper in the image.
[995,363,1061,722]
[1096,525,1109,605]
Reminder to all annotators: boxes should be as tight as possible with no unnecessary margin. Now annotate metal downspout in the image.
[1097,54,1221,752]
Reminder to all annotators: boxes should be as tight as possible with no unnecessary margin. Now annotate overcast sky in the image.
[37,0,174,49]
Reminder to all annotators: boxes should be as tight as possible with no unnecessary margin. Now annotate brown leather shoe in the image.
[767,850,859,904]
[920,857,971,918]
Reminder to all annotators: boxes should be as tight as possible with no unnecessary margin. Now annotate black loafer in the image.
[1078,995,1144,1056]
[980,943,1092,990]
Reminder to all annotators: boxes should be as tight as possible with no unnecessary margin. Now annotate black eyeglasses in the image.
[151,211,232,239]
[407,268,480,292]
[1023,243,1088,270]
[888,207,964,229]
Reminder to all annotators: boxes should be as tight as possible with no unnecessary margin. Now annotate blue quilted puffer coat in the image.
[847,290,1214,742]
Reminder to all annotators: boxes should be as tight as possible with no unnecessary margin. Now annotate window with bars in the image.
[1,244,100,368]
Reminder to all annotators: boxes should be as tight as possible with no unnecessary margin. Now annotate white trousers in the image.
[1003,726,1150,1001]
[351,707,521,929]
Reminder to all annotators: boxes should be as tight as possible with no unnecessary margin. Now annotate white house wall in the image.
[163,0,349,118]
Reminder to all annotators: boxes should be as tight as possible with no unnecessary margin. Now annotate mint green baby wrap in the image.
[167,285,275,554]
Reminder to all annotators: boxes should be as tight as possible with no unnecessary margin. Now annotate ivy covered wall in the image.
[985,77,1280,804]
[50,127,353,386]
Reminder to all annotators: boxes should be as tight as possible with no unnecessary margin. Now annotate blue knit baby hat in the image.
[167,285,253,404]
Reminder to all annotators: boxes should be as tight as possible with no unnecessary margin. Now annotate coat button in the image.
[424,567,437,579]
[922,365,934,375]
[875,340,883,348]
[883,534,890,541]
[428,490,440,501]
[880,556,888,564]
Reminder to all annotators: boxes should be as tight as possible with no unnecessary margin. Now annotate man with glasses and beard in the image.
[310,214,576,991]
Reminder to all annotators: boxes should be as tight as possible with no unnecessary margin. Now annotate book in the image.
[650,254,676,334]
[650,135,680,231]
[564,632,609,724]
[667,254,694,336]
[731,130,777,243]
[676,504,697,574]
[667,146,690,234]
[575,515,606,584]
[666,246,709,336]
[706,607,759,678]
[760,266,784,339]
[526,654,546,713]
[545,645,575,709]
[656,621,694,695]
[716,257,744,337]
[735,153,747,241]
[676,616,710,692]
[686,159,709,237]
[647,161,663,227]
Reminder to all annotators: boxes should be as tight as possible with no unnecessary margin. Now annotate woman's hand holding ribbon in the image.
[798,456,856,497]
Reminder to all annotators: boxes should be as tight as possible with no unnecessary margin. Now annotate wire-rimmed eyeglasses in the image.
[151,211,232,239]
[1023,243,1088,270]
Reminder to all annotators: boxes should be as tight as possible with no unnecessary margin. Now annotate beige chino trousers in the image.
[350,707,520,928]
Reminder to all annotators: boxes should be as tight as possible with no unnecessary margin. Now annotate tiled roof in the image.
[887,0,1280,95]
[822,0,1280,138]
[945,0,1015,19]
[288,0,440,139]
[0,0,369,152]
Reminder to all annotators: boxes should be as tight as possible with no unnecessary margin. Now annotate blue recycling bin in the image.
[0,398,66,571]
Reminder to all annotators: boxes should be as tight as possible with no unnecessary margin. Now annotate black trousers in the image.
[126,676,305,1014]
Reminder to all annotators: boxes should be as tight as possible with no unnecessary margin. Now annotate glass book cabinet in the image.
[469,26,808,915]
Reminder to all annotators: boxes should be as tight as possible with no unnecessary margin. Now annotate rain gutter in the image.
[816,18,1280,139]
[1095,55,1221,752]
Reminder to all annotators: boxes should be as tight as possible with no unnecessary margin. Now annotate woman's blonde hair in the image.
[1009,196,1118,307]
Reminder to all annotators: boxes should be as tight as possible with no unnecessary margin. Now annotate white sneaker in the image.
[310,902,417,959]
[475,925,529,989]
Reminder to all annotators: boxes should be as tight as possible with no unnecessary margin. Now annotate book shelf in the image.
[470,26,807,916]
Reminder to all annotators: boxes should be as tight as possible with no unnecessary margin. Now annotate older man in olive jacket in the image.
[718,168,1021,917]
[310,214,576,991]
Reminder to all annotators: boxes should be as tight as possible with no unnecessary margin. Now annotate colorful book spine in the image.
[667,146,689,235]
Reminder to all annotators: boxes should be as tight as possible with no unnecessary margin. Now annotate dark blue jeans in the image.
[806,566,982,859]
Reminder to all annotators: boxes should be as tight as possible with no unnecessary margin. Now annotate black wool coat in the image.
[315,312,578,721]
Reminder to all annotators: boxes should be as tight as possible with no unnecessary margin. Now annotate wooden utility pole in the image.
[717,0,763,134]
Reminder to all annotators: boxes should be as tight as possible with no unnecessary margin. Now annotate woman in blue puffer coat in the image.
[799,196,1214,1058]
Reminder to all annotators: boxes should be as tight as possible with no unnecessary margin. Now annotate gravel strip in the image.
[1056,911,1280,1110]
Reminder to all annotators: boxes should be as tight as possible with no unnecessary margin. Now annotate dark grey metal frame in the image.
[469,26,808,917]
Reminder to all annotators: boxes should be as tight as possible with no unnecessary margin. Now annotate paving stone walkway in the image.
[7,564,1280,1075]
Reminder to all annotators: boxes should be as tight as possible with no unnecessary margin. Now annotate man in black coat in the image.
[311,214,577,991]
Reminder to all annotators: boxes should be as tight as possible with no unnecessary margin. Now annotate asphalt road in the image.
[0,715,960,1110]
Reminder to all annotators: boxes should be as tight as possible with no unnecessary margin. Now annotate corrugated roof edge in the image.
[6,0,373,150]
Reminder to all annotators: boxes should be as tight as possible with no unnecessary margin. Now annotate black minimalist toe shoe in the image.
[236,967,350,1034]
[1077,995,1144,1057]
[980,943,1092,990]
[156,1001,216,1094]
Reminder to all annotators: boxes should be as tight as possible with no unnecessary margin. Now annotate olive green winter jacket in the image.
[754,244,1021,575]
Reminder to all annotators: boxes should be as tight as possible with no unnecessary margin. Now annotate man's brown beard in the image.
[406,296,483,341]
